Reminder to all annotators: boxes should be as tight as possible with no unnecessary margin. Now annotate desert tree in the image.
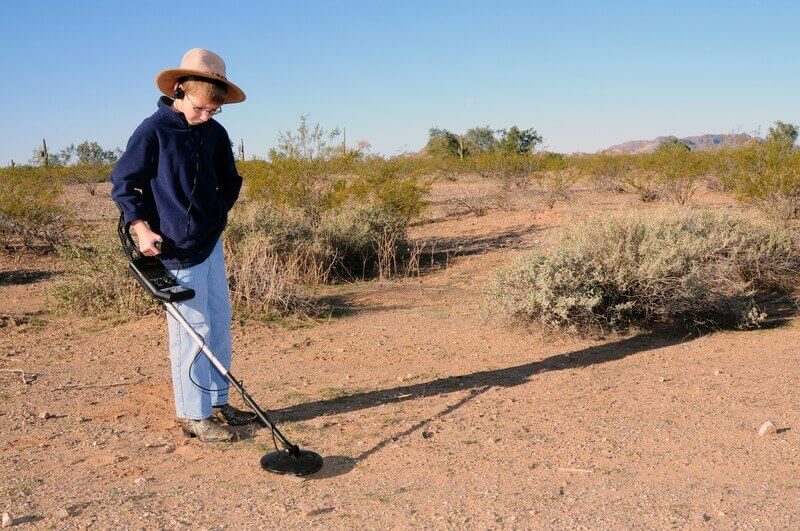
[272,114,342,161]
[766,121,798,152]
[496,126,543,155]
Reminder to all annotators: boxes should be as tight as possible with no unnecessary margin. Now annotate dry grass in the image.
[224,233,323,320]
[49,238,157,319]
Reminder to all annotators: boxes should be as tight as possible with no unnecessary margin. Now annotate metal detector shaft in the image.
[162,302,300,456]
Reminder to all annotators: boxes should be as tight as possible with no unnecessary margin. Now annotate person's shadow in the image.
[237,329,694,478]
[277,330,688,424]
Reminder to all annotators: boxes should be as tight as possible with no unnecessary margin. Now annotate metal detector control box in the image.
[116,211,194,303]
[128,256,195,303]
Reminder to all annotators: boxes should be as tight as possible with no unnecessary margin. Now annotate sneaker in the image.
[179,417,234,443]
[212,404,259,426]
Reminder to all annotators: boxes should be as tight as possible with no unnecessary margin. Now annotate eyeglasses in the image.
[184,92,223,116]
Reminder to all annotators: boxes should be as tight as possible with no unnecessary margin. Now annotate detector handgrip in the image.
[116,208,194,303]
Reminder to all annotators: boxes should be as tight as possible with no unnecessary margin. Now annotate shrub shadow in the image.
[415,225,538,271]
[319,294,413,318]
[751,294,799,330]
[0,269,52,286]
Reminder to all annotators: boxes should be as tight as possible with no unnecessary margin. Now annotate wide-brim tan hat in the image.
[155,48,246,104]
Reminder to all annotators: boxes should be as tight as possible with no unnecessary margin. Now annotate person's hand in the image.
[130,220,163,257]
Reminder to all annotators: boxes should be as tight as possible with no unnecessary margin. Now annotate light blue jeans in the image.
[166,238,232,420]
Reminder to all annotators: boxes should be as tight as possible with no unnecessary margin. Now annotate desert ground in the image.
[2,177,800,529]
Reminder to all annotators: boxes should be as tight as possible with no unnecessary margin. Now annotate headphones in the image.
[173,85,185,100]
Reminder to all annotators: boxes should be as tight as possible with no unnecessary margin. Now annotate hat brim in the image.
[155,68,246,104]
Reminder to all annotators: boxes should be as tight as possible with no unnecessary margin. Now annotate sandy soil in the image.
[2,179,800,528]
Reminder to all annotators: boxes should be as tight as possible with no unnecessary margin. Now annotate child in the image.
[111,49,255,442]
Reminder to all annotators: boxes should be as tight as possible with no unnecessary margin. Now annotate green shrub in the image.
[719,141,800,220]
[331,159,432,220]
[487,212,800,334]
[578,149,709,204]
[574,153,635,194]
[428,157,471,182]
[472,151,538,191]
[239,157,340,217]
[0,167,74,250]
[240,156,431,224]
[3,164,113,184]
[623,170,661,202]
[646,143,709,205]
[52,164,112,184]
[531,153,581,209]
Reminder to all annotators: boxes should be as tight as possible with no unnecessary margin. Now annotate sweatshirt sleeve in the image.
[110,122,158,223]
[214,127,243,212]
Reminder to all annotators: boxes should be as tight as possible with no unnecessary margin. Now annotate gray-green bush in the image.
[487,212,800,333]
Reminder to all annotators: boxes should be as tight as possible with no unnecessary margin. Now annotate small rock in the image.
[2,513,12,527]
[38,411,52,420]
[713,369,721,376]
[55,507,71,519]
[133,477,151,486]
[693,513,710,522]
[758,421,778,437]
[421,430,433,439]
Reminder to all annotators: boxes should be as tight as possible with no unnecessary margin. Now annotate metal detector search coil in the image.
[116,210,323,476]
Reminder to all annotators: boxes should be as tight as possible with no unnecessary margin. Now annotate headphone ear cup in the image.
[173,86,185,100]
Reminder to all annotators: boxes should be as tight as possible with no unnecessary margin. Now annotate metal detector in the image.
[116,211,323,476]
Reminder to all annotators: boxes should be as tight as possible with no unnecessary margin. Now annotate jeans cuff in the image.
[212,395,228,407]
[178,413,210,420]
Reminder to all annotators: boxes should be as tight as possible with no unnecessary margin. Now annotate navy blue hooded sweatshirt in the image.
[110,96,242,269]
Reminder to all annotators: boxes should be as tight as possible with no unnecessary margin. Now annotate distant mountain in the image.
[603,133,757,154]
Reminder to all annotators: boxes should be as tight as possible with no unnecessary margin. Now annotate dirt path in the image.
[2,183,800,528]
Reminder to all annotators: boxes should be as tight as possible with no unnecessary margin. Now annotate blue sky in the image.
[1,1,798,164]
